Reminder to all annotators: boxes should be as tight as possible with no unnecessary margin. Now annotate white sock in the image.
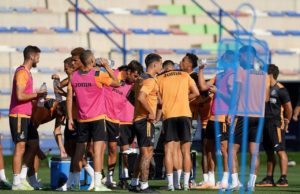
[248,174,257,188]
[20,165,28,179]
[0,169,7,181]
[140,181,149,190]
[130,178,139,186]
[203,173,208,183]
[94,172,102,187]
[84,164,94,178]
[28,174,39,186]
[13,174,21,185]
[167,173,173,187]
[123,168,129,178]
[183,172,190,188]
[67,172,74,188]
[221,172,229,185]
[73,172,81,186]
[177,169,182,185]
[208,171,215,186]
[231,173,239,186]
[107,170,114,183]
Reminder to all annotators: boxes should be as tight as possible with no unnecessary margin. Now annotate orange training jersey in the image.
[157,70,197,120]
[134,73,158,121]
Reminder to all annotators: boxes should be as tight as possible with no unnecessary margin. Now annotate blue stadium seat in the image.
[90,27,113,34]
[286,30,300,36]
[39,47,56,53]
[230,30,253,36]
[191,49,212,55]
[0,109,9,117]
[0,27,13,33]
[268,30,288,36]
[130,9,150,15]
[0,67,11,73]
[0,7,13,13]
[149,9,166,16]
[11,26,35,33]
[274,49,295,55]
[51,27,73,33]
[38,67,56,74]
[130,48,155,54]
[283,11,300,17]
[173,49,193,54]
[148,28,170,35]
[0,88,11,95]
[129,28,150,35]
[267,11,285,17]
[14,7,33,13]
[93,8,111,14]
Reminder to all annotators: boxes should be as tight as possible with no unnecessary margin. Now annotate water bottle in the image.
[197,58,218,67]
[37,82,47,108]
[53,79,62,102]
[95,58,115,68]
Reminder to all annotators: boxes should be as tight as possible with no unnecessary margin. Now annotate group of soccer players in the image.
[0,44,295,192]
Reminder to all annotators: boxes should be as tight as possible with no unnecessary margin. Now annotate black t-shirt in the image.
[265,83,290,120]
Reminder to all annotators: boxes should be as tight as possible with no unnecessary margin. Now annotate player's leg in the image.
[0,143,11,189]
[173,141,182,189]
[275,128,288,187]
[164,140,175,190]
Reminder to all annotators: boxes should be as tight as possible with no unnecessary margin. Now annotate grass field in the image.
[1,152,300,193]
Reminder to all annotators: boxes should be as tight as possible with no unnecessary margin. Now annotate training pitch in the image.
[1,152,300,193]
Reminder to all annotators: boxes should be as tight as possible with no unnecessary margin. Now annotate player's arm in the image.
[99,58,120,87]
[137,79,156,122]
[66,76,74,130]
[188,78,200,101]
[53,115,67,158]
[155,92,162,123]
[293,91,300,121]
[16,70,46,101]
[280,88,293,132]
[197,65,211,91]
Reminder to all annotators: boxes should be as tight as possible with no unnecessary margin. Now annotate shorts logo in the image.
[19,131,25,139]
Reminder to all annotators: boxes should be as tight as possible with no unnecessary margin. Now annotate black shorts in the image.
[9,116,39,143]
[206,120,228,141]
[133,118,155,147]
[77,119,107,143]
[64,119,78,141]
[263,119,285,152]
[163,117,192,143]
[106,120,120,142]
[119,124,135,146]
[234,116,263,145]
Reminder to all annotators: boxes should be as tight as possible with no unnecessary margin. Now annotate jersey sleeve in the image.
[15,70,29,87]
[279,88,291,104]
[96,71,113,87]
[140,78,155,95]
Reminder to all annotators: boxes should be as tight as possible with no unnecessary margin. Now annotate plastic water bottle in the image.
[53,79,62,102]
[197,58,218,67]
[95,58,115,68]
[37,82,47,108]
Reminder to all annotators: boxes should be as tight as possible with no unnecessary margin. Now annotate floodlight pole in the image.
[75,0,79,32]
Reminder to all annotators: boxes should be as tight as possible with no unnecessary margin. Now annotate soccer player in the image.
[198,50,236,189]
[67,50,119,191]
[9,46,47,190]
[229,46,270,191]
[104,60,143,188]
[157,60,199,191]
[129,53,162,193]
[256,64,292,187]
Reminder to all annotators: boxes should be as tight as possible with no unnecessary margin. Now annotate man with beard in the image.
[9,45,47,190]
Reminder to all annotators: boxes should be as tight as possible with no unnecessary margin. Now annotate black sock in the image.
[266,175,273,180]
[280,175,287,180]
